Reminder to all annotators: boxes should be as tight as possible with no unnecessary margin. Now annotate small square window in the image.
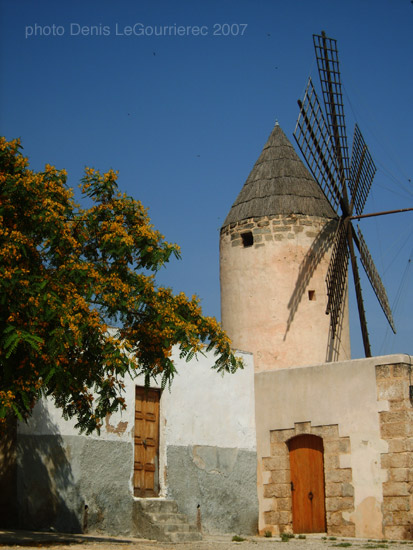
[308,290,316,301]
[241,231,254,248]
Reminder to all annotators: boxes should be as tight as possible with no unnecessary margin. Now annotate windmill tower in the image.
[220,122,351,372]
[220,31,398,372]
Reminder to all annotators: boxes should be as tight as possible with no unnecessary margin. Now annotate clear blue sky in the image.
[1,0,412,359]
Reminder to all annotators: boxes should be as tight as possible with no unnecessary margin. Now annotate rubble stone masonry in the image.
[220,214,336,248]
[376,362,413,540]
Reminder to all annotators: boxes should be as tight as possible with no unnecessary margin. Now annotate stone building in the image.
[255,354,413,540]
[2,122,412,541]
[220,123,413,539]
[2,348,258,540]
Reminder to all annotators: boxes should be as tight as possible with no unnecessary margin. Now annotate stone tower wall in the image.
[220,214,351,371]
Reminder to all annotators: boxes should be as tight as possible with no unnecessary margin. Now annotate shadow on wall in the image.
[325,281,349,363]
[284,218,337,340]
[0,416,17,528]
[16,400,83,533]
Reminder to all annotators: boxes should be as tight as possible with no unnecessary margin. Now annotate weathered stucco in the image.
[160,349,256,450]
[13,347,257,535]
[220,215,351,372]
[17,431,134,534]
[159,348,258,534]
[254,355,411,538]
[166,445,258,534]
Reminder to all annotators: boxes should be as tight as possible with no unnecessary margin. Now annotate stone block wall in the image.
[220,214,336,249]
[262,422,355,536]
[376,362,413,540]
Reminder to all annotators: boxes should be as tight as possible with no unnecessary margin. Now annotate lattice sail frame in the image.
[357,226,396,333]
[293,31,396,346]
[313,32,350,186]
[350,124,377,216]
[294,78,342,213]
[325,221,349,337]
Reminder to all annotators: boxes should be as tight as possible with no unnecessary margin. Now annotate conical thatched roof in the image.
[222,123,336,228]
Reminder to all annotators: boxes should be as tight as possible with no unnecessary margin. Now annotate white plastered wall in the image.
[19,346,256,499]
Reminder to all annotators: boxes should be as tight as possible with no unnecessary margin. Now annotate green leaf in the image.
[43,367,56,385]
[11,403,24,421]
[3,332,20,358]
[185,349,196,362]
[21,391,31,411]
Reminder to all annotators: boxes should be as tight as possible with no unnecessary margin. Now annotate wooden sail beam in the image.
[349,207,413,221]
[316,31,351,214]
[347,222,372,357]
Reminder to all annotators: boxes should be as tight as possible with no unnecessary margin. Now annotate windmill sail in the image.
[313,32,350,187]
[325,221,349,337]
[294,31,396,356]
[294,78,343,213]
[350,124,376,216]
[356,226,396,333]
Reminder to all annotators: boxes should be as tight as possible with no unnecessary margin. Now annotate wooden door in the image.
[134,387,160,497]
[288,434,326,533]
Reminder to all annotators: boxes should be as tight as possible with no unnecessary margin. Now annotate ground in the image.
[1,531,413,550]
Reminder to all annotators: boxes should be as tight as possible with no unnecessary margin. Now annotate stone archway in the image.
[262,422,355,536]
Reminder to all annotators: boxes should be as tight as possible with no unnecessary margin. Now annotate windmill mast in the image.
[347,223,372,356]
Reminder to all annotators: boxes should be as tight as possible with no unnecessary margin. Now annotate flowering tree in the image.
[0,137,242,433]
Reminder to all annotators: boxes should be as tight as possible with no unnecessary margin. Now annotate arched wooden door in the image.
[288,434,326,533]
